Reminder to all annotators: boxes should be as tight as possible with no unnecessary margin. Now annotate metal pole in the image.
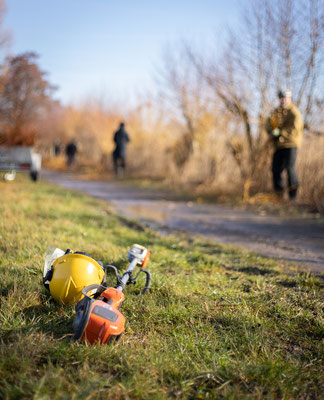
[116,258,138,291]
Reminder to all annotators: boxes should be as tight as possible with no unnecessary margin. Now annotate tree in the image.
[0,0,11,97]
[0,52,56,145]
[192,0,324,198]
[157,44,223,176]
[0,0,10,56]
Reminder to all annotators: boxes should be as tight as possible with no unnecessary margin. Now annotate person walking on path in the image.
[266,90,303,200]
[53,139,61,156]
[112,122,130,176]
[65,140,78,168]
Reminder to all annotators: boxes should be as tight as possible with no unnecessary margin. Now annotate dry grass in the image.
[298,135,324,212]
[37,96,324,213]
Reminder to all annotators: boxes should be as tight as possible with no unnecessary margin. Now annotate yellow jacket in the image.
[267,104,304,149]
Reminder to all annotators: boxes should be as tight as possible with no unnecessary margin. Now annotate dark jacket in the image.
[66,141,77,157]
[113,127,130,158]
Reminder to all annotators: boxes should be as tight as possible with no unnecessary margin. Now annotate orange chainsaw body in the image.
[81,288,125,344]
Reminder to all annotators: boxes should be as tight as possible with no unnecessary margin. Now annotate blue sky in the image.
[4,0,240,105]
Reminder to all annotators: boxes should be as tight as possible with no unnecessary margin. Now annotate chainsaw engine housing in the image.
[73,286,125,344]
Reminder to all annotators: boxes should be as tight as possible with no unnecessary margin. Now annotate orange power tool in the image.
[73,244,151,344]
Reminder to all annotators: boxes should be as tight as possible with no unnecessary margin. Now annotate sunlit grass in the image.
[0,174,323,399]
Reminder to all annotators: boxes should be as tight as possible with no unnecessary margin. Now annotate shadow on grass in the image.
[0,283,15,298]
[276,279,297,288]
[117,215,145,232]
[276,271,323,288]
[0,266,40,298]
[0,303,75,344]
[225,265,278,276]
[238,266,278,276]
[195,242,235,256]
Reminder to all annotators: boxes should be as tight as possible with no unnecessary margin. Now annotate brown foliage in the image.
[0,52,56,145]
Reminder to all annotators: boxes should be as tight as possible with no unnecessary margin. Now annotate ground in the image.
[0,173,323,399]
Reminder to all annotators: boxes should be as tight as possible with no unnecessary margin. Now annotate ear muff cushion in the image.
[43,266,53,290]
[73,296,93,341]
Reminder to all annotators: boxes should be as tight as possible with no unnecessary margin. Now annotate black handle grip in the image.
[140,269,152,295]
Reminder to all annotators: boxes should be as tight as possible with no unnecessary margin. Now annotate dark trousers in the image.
[66,154,75,167]
[112,151,126,175]
[272,147,298,199]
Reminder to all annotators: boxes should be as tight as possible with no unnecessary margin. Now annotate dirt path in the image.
[42,170,324,276]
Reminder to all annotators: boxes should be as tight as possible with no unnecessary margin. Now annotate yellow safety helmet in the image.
[43,250,105,305]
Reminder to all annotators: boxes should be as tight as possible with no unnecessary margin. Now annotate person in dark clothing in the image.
[65,140,78,167]
[266,90,303,200]
[112,122,130,176]
[53,140,61,156]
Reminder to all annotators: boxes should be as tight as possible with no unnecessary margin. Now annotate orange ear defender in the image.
[73,244,151,345]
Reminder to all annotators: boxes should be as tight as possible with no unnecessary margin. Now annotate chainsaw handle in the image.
[140,268,152,295]
[141,251,150,269]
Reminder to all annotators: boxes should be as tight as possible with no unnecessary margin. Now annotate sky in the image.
[4,0,240,105]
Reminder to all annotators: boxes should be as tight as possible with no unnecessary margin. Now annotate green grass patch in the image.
[0,174,323,399]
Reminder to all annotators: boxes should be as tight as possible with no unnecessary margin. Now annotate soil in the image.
[42,169,324,276]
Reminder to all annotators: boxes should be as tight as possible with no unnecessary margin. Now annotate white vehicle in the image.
[0,146,42,181]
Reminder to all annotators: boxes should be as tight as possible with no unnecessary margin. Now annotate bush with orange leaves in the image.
[0,52,56,146]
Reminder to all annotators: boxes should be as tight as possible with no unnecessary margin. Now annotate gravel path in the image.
[42,170,324,276]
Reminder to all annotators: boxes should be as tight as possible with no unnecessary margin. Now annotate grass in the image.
[0,174,323,399]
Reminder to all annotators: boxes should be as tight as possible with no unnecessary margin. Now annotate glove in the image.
[272,128,280,137]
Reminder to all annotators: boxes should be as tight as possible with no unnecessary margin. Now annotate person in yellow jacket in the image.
[266,90,304,200]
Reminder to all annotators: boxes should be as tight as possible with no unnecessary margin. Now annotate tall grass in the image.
[298,135,324,212]
[38,97,324,212]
